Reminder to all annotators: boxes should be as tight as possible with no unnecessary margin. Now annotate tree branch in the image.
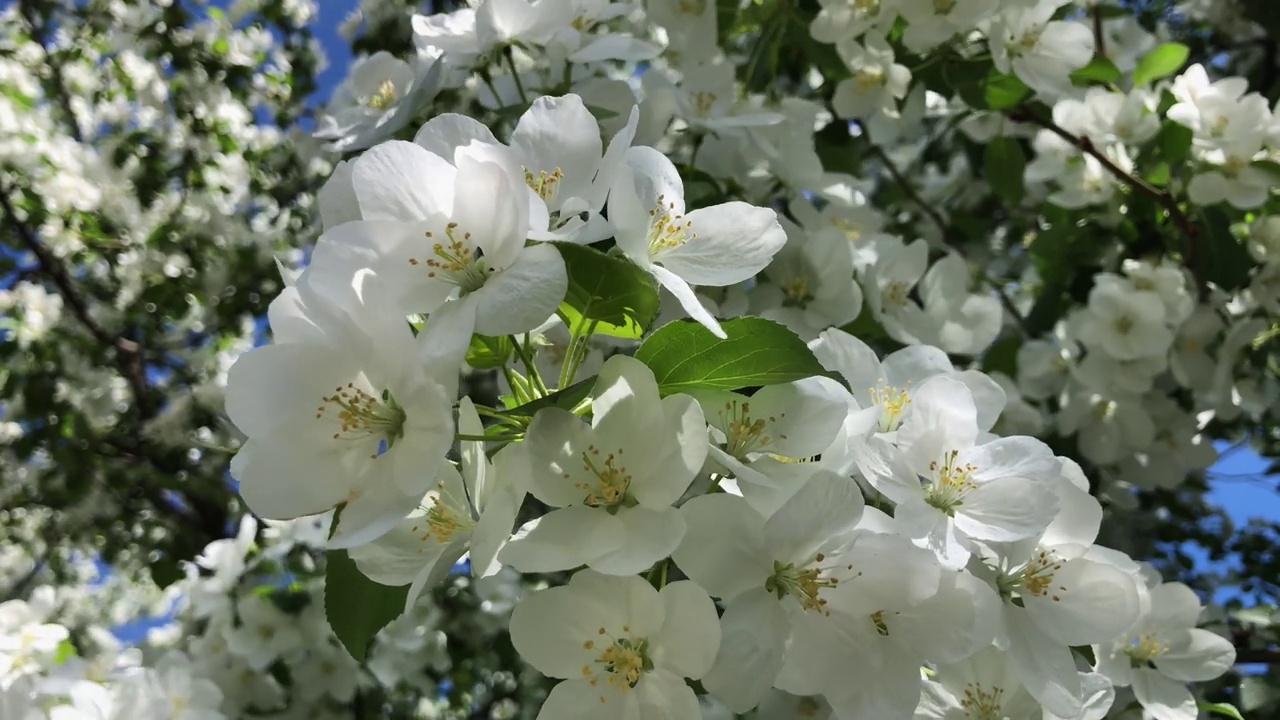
[1235,648,1280,664]
[1004,107,1205,294]
[864,140,954,245]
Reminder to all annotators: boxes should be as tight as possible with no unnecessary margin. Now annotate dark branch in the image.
[1235,648,1280,664]
[1004,107,1205,295]
[864,140,954,245]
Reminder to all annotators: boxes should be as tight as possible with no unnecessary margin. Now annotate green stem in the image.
[456,432,523,443]
[509,335,549,397]
[504,46,528,104]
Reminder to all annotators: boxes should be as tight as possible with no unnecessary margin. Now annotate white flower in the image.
[990,0,1094,99]
[509,571,720,720]
[831,36,911,120]
[499,355,707,575]
[897,0,998,54]
[1094,582,1235,720]
[811,327,1006,434]
[671,471,866,712]
[609,146,786,338]
[226,270,473,549]
[916,646,1116,720]
[349,398,525,610]
[309,139,568,336]
[1074,279,1174,360]
[809,0,897,45]
[672,59,785,131]
[314,52,442,153]
[751,224,862,340]
[413,95,641,243]
[856,377,1061,568]
[224,595,305,670]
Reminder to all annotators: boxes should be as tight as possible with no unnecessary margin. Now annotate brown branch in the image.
[18,0,83,143]
[0,185,150,409]
[1092,6,1106,59]
[1235,648,1280,664]
[1005,107,1205,295]
[864,140,954,246]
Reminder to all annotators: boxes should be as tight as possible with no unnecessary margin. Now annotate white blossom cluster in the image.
[209,0,1275,717]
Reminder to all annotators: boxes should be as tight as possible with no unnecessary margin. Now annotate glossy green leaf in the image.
[634,317,829,395]
[1132,43,1190,86]
[555,242,660,339]
[325,548,408,662]
[466,334,513,369]
[1198,207,1253,291]
[1070,56,1122,85]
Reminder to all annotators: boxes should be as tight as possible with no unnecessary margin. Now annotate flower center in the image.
[646,195,696,256]
[829,215,862,242]
[933,0,955,13]
[1125,632,1169,668]
[316,382,407,456]
[869,383,911,432]
[870,610,891,636]
[581,628,653,694]
[366,78,397,109]
[719,399,785,458]
[924,449,977,514]
[524,166,564,204]
[853,66,885,94]
[407,223,494,295]
[575,445,635,510]
[676,0,705,15]
[765,555,839,614]
[1018,548,1065,601]
[413,481,478,544]
[781,275,814,308]
[1113,314,1135,335]
[959,683,1005,720]
[882,279,910,308]
[689,90,717,116]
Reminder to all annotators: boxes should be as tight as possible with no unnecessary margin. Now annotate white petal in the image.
[651,265,726,338]
[587,506,686,576]
[352,140,455,220]
[413,113,499,162]
[1023,557,1142,646]
[630,394,707,508]
[651,580,721,679]
[499,506,624,573]
[953,476,1059,542]
[658,203,786,286]
[1156,628,1236,682]
[699,588,788,712]
[672,494,772,600]
[1131,670,1196,720]
[473,243,568,336]
[635,669,700,720]
[1004,605,1084,718]
[537,680,637,720]
[763,471,865,564]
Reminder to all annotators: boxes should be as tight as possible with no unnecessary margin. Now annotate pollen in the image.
[365,78,397,109]
[765,557,839,615]
[524,166,564,202]
[1125,632,1170,668]
[924,449,978,514]
[959,682,1005,720]
[1020,549,1065,600]
[576,445,634,509]
[406,223,494,294]
[646,195,696,256]
[719,399,784,458]
[869,383,911,432]
[588,633,654,691]
[316,382,407,452]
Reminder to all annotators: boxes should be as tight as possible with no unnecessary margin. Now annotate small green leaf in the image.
[1250,160,1280,182]
[325,548,408,662]
[634,317,829,395]
[54,638,76,664]
[984,71,1031,110]
[1155,121,1194,165]
[984,137,1027,206]
[504,377,595,420]
[466,334,513,369]
[1197,701,1245,720]
[981,335,1023,378]
[1198,207,1253,291]
[555,242,660,339]
[1070,56,1122,85]
[1132,42,1190,87]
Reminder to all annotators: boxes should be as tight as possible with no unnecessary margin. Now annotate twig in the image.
[1235,648,1280,664]
[1005,107,1204,294]
[1092,6,1106,59]
[864,140,954,245]
[18,1,83,143]
[989,278,1030,337]
[0,185,149,408]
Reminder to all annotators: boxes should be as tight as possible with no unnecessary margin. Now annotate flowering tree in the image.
[3,0,1280,717]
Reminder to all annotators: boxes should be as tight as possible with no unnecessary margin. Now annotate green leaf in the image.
[325,548,408,662]
[984,137,1027,206]
[504,377,595,421]
[981,335,1022,378]
[1132,43,1190,87]
[984,71,1032,110]
[1250,160,1280,183]
[555,242,660,339]
[1070,56,1122,85]
[1198,207,1253,291]
[1241,675,1280,712]
[53,638,76,664]
[1197,701,1245,720]
[634,317,829,395]
[1155,121,1194,165]
[466,334,513,369]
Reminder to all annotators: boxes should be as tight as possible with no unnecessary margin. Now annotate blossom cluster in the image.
[214,0,1274,714]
